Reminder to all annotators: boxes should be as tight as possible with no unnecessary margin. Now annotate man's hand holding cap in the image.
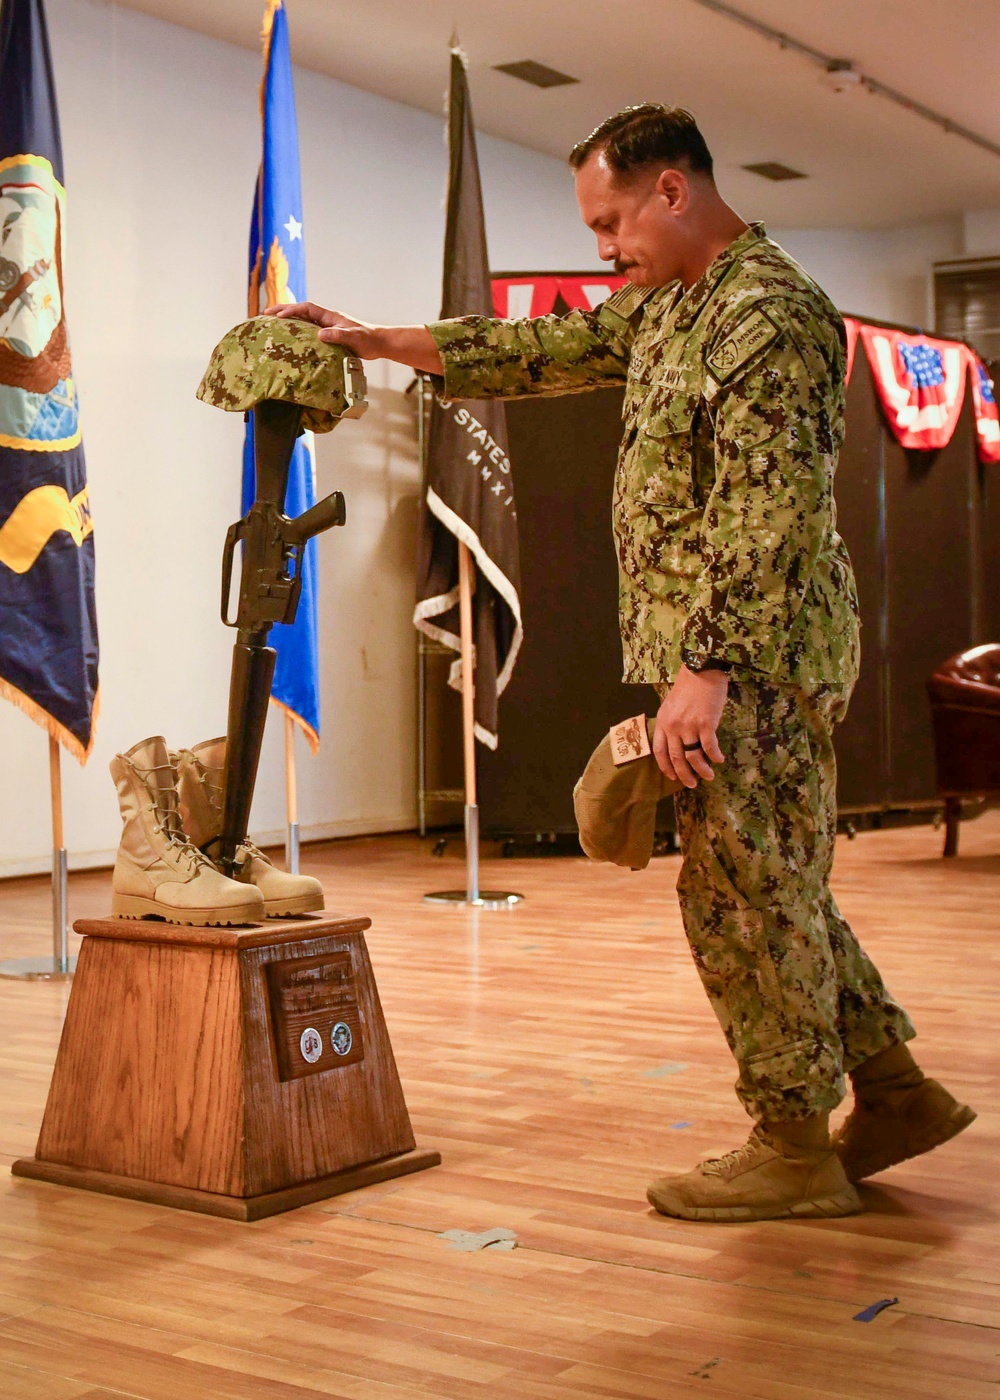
[574,716,684,870]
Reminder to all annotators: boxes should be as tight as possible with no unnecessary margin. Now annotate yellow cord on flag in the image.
[259,0,281,114]
[0,675,99,765]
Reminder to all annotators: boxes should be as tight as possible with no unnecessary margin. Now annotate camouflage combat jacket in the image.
[426,223,861,689]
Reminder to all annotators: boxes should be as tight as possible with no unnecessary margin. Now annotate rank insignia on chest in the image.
[706,307,780,383]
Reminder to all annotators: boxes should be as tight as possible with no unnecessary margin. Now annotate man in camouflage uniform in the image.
[269,105,974,1221]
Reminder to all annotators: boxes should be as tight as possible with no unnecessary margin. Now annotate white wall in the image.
[0,0,592,877]
[962,210,1000,258]
[770,209,1000,326]
[770,219,964,326]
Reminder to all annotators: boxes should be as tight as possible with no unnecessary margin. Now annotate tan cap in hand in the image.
[573,716,683,870]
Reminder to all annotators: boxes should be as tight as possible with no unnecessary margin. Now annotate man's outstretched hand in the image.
[653,665,728,788]
[263,302,443,374]
[266,302,381,357]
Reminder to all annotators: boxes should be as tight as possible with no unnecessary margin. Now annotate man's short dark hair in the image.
[569,104,714,179]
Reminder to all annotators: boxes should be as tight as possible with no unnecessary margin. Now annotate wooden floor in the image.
[0,812,997,1399]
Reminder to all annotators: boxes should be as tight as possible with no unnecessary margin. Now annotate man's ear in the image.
[655,166,690,215]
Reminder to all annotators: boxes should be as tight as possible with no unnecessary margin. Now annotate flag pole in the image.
[284,711,300,874]
[423,540,523,910]
[49,735,69,973]
[420,41,522,911]
[0,734,75,981]
[458,541,479,902]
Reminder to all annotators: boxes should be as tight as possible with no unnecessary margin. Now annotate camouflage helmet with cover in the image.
[196,315,367,432]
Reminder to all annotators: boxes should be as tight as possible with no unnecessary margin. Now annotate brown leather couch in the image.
[927,644,1000,855]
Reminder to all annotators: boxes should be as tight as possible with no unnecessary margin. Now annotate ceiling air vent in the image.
[493,59,579,89]
[742,161,807,181]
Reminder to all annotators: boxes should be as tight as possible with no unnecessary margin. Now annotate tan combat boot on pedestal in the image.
[646,1116,862,1222]
[833,1043,977,1183]
[110,737,265,926]
[174,737,325,918]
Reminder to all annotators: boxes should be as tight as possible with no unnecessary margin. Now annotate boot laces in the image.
[197,765,270,867]
[702,1128,768,1178]
[136,762,209,872]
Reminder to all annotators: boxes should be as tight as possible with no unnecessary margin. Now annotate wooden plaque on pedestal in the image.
[12,915,439,1219]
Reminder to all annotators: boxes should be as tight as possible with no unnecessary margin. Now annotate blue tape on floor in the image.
[853,1297,899,1322]
[643,1063,689,1078]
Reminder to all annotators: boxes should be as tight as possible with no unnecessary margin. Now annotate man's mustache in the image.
[614,260,636,276]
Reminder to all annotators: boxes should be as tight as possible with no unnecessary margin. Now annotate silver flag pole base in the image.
[285,821,300,874]
[423,890,524,909]
[424,803,524,909]
[0,957,76,982]
[0,847,76,980]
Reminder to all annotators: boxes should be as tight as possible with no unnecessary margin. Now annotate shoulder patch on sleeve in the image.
[706,306,780,383]
[605,283,656,316]
[600,284,658,329]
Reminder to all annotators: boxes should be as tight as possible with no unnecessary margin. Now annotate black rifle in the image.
[214,398,346,879]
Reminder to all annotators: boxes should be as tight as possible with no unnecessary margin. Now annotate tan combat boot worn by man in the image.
[646,1115,862,1222]
[174,738,324,917]
[832,1043,976,1183]
[110,737,265,926]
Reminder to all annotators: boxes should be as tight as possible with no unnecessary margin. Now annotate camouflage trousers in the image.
[669,678,916,1122]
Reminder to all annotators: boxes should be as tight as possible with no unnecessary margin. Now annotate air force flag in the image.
[243,0,320,748]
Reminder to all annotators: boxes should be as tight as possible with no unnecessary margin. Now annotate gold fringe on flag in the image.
[269,694,319,755]
[0,675,99,765]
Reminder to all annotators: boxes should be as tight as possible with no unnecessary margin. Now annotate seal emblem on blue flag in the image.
[0,0,98,762]
[0,154,80,449]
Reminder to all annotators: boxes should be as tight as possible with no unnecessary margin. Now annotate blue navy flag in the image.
[243,0,320,749]
[0,0,98,762]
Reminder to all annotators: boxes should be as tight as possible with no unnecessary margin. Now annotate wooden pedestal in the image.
[12,914,439,1219]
